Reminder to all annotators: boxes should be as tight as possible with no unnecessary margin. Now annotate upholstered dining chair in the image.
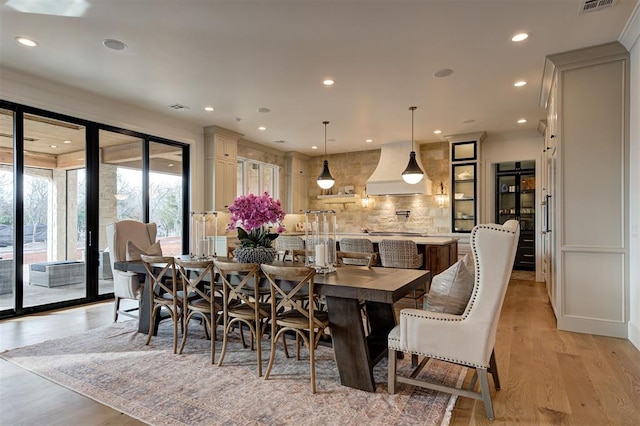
[140,254,182,353]
[378,239,424,307]
[214,259,270,376]
[175,258,222,363]
[338,238,376,266]
[387,220,520,420]
[260,264,329,393]
[106,220,159,322]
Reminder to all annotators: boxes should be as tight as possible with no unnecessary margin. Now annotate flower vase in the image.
[234,246,277,264]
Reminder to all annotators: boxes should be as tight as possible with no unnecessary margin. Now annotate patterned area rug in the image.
[1,321,466,426]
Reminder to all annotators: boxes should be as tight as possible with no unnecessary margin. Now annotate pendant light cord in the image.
[409,106,417,151]
[323,120,329,157]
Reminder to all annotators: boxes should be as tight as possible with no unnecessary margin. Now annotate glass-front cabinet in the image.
[452,163,477,232]
[495,161,535,270]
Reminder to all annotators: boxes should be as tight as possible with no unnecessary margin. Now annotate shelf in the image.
[454,197,474,201]
[317,194,359,204]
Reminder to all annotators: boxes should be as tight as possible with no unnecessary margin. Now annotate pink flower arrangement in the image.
[228,192,286,248]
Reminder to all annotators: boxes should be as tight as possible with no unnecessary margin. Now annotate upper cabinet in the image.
[204,126,243,211]
[446,132,486,233]
[284,152,309,214]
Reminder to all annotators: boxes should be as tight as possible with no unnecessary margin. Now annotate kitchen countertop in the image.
[278,232,458,246]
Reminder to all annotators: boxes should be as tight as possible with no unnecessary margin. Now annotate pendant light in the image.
[317,120,335,189]
[401,106,425,184]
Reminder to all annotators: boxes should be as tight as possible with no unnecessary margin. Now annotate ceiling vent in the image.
[579,0,616,14]
[169,103,190,111]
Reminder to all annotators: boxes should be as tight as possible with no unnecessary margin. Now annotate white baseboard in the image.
[629,321,640,352]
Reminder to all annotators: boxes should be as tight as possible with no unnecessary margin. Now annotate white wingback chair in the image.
[388,220,520,420]
[106,220,158,322]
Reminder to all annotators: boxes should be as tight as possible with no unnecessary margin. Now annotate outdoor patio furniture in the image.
[29,261,85,288]
[0,258,13,294]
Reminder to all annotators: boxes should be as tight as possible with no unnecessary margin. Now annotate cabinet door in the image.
[291,175,308,213]
[519,173,535,231]
[497,174,518,223]
[452,163,476,232]
[214,158,237,210]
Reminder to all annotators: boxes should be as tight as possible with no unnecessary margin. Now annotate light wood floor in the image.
[1,277,639,425]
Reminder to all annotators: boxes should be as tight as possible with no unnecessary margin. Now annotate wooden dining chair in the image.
[260,264,329,393]
[336,251,377,267]
[214,259,271,376]
[140,254,181,353]
[174,258,222,363]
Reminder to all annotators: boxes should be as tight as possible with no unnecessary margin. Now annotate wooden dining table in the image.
[114,257,430,392]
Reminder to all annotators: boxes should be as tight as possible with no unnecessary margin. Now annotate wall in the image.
[0,67,207,211]
[621,4,640,350]
[306,141,450,234]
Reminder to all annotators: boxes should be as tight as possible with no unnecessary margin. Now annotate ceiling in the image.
[0,0,638,156]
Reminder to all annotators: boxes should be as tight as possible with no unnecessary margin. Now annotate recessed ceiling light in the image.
[311,146,318,150]
[257,107,271,113]
[514,81,527,87]
[168,163,174,167]
[433,68,453,78]
[50,144,57,148]
[517,119,527,124]
[258,126,266,131]
[511,33,529,42]
[102,39,127,51]
[434,130,442,134]
[63,140,71,144]
[365,139,373,143]
[204,106,214,112]
[323,79,335,86]
[16,37,38,47]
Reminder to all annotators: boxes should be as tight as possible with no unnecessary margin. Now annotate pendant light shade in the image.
[402,106,425,184]
[317,120,335,189]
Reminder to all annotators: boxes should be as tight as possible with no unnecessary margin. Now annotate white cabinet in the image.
[285,153,309,214]
[540,42,629,338]
[204,126,243,211]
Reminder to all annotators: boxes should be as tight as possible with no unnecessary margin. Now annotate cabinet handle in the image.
[224,153,229,157]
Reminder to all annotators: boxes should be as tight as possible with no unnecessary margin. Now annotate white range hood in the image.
[366,141,432,196]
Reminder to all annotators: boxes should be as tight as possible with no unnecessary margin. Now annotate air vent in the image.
[169,104,190,111]
[579,0,616,14]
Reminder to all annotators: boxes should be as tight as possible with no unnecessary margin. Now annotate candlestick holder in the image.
[304,209,336,273]
[190,211,218,259]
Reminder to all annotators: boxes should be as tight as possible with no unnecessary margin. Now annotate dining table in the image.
[114,257,430,392]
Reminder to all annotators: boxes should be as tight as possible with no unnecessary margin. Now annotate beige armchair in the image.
[387,220,520,420]
[106,220,158,322]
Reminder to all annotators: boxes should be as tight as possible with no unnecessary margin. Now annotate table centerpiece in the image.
[228,192,286,264]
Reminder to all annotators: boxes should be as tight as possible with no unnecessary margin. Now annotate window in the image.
[236,158,279,198]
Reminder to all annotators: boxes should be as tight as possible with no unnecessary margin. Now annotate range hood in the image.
[366,141,432,196]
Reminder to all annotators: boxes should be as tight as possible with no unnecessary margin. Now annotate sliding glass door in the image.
[0,100,190,318]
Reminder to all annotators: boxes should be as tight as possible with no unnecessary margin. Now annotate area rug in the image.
[1,321,466,426]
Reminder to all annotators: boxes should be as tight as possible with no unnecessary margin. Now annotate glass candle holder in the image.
[190,211,218,259]
[304,209,336,273]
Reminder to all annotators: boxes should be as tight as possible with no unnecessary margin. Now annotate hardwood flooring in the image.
[1,277,639,425]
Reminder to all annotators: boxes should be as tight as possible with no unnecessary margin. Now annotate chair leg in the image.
[309,330,316,394]
[178,313,190,354]
[388,347,397,394]
[146,306,158,346]
[113,297,120,322]
[264,326,280,380]
[489,350,501,390]
[477,367,495,420]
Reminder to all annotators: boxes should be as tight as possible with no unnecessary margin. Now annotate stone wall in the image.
[307,142,451,234]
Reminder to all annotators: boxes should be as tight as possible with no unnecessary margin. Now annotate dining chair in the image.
[336,250,377,267]
[275,235,305,261]
[260,264,329,393]
[175,258,222,363]
[378,239,424,308]
[140,254,181,353]
[106,220,159,322]
[338,238,376,266]
[214,259,271,376]
[388,220,520,420]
